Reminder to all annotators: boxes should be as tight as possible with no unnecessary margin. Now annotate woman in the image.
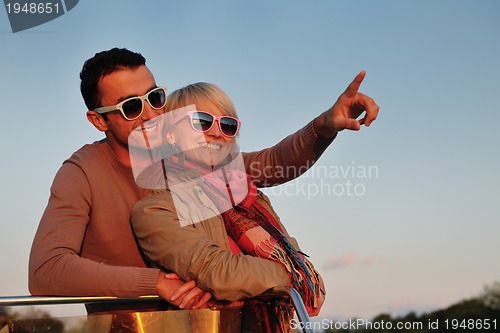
[131,82,325,332]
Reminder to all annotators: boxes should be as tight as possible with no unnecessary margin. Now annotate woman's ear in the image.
[87,111,109,132]
[165,131,175,145]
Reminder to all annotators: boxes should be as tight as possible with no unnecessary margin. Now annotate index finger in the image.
[343,70,366,97]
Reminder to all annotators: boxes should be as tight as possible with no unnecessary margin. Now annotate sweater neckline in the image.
[97,140,135,179]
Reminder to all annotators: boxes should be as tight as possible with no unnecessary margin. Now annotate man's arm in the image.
[28,162,206,308]
[243,71,379,187]
[29,162,159,297]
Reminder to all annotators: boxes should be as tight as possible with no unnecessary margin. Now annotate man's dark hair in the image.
[80,48,146,110]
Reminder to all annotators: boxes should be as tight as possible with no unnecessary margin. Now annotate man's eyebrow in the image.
[117,85,158,103]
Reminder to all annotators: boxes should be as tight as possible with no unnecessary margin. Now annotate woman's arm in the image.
[242,121,333,187]
[243,71,379,187]
[131,191,291,302]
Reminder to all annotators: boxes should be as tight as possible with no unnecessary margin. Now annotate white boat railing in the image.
[0,288,315,333]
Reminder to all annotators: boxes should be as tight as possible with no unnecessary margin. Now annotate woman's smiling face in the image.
[173,98,237,169]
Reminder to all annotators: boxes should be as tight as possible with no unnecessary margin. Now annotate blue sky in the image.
[1,0,499,321]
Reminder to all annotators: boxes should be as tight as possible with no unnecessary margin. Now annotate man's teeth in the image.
[141,124,157,133]
[199,143,221,151]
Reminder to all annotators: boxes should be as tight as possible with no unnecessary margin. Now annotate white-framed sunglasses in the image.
[94,86,167,121]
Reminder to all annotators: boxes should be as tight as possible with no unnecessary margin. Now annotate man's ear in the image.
[87,111,109,132]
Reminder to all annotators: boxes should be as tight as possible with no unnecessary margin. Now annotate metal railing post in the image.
[287,288,315,333]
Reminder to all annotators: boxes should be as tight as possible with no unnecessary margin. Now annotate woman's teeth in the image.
[199,143,221,151]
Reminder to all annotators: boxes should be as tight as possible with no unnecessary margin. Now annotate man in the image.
[28,48,379,310]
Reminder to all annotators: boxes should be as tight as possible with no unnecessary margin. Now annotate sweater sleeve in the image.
[242,120,335,187]
[131,194,291,302]
[28,162,160,297]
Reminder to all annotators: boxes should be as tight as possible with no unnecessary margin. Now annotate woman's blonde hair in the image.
[165,82,238,118]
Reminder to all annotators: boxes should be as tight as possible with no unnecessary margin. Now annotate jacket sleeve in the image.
[131,194,291,302]
[28,162,160,297]
[242,120,334,187]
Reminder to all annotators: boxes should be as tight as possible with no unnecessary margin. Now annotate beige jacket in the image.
[132,170,305,302]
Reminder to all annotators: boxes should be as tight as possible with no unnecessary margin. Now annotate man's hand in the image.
[314,71,380,138]
[156,272,212,309]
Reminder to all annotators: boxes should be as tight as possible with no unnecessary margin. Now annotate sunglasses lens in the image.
[148,88,166,109]
[122,98,143,120]
[220,117,239,137]
[191,112,214,132]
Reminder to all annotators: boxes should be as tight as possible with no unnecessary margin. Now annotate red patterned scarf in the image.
[164,157,318,332]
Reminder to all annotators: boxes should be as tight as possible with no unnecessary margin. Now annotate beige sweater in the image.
[29,121,332,297]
